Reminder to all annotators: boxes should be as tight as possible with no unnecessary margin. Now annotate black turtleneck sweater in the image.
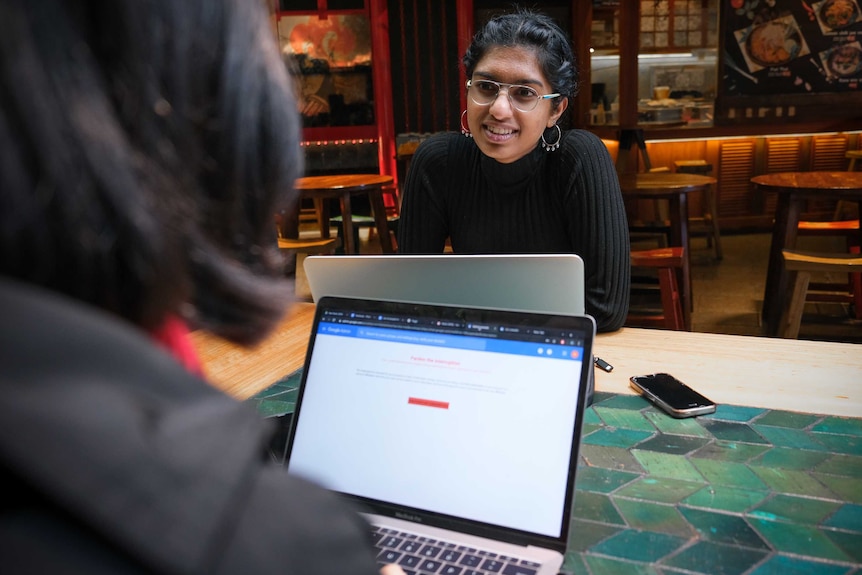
[398,129,630,332]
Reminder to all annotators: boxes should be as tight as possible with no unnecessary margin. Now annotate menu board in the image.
[722,0,862,96]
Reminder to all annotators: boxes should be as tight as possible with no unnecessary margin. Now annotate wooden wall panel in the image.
[809,134,851,216]
[766,138,802,173]
[717,140,756,221]
[388,0,461,135]
[812,135,850,171]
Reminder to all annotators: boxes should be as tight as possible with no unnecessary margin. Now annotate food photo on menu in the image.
[723,0,861,95]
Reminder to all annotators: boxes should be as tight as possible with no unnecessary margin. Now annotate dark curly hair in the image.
[462,8,579,112]
[0,0,302,345]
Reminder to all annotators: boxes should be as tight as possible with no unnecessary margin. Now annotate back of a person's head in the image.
[463,8,578,101]
[0,0,301,344]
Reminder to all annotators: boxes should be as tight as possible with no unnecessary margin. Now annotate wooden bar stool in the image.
[277,236,340,255]
[274,212,340,292]
[674,160,722,260]
[626,247,687,331]
[330,182,401,252]
[779,249,862,338]
[796,150,861,319]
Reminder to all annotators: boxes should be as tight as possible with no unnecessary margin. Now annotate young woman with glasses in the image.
[398,9,630,332]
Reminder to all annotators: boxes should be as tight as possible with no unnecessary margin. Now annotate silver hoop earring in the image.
[460,110,472,138]
[541,124,562,152]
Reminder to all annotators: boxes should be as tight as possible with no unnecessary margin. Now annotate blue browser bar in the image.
[317,322,585,361]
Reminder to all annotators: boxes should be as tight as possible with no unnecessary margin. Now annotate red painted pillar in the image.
[370,0,397,189]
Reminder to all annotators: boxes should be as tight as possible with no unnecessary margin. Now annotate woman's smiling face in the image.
[466,45,567,164]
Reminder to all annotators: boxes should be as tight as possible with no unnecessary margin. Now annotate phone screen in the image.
[630,373,716,417]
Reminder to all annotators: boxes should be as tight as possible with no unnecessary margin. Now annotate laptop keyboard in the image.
[372,525,540,575]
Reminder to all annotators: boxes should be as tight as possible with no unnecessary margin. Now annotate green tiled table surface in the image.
[251,372,862,575]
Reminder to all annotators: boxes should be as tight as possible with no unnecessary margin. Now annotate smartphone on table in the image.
[629,373,717,418]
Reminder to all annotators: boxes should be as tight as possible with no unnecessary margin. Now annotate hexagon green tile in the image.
[824,529,862,564]
[748,518,854,562]
[751,494,842,525]
[566,519,622,553]
[700,420,770,444]
[583,554,660,575]
[589,529,687,563]
[750,466,841,499]
[662,540,768,575]
[615,476,706,504]
[812,433,862,457]
[572,491,625,525]
[250,374,300,418]
[691,440,772,462]
[748,553,854,575]
[812,417,862,437]
[256,398,296,418]
[642,410,713,437]
[709,404,767,422]
[582,406,603,426]
[591,391,617,404]
[679,506,770,548]
[813,473,862,505]
[593,406,655,432]
[631,449,707,482]
[815,453,862,477]
[690,458,769,490]
[250,373,300,398]
[752,446,832,470]
[634,434,711,455]
[582,427,655,449]
[614,498,694,537]
[752,424,830,451]
[682,485,771,513]
[822,503,862,532]
[579,444,644,473]
[560,552,590,575]
[574,465,640,494]
[754,410,823,429]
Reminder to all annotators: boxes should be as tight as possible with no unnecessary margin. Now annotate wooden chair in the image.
[626,247,687,331]
[779,249,862,338]
[796,150,861,318]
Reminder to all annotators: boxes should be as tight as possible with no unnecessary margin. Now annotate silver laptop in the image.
[303,254,585,315]
[285,296,595,575]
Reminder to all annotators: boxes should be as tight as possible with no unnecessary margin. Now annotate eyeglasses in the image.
[466,79,560,112]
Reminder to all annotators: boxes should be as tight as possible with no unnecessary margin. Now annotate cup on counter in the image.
[653,86,671,100]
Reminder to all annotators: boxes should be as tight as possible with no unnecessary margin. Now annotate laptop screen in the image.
[286,297,593,544]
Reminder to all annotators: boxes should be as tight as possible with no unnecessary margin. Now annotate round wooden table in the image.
[751,171,862,337]
[618,172,718,331]
[291,174,395,255]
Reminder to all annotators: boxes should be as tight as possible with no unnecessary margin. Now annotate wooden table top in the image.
[751,171,862,193]
[618,172,717,196]
[191,302,862,418]
[294,174,393,192]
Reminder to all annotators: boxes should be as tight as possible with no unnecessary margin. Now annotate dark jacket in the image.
[0,277,379,575]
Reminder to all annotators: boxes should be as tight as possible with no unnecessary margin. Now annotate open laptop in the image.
[303,254,585,315]
[285,296,595,575]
